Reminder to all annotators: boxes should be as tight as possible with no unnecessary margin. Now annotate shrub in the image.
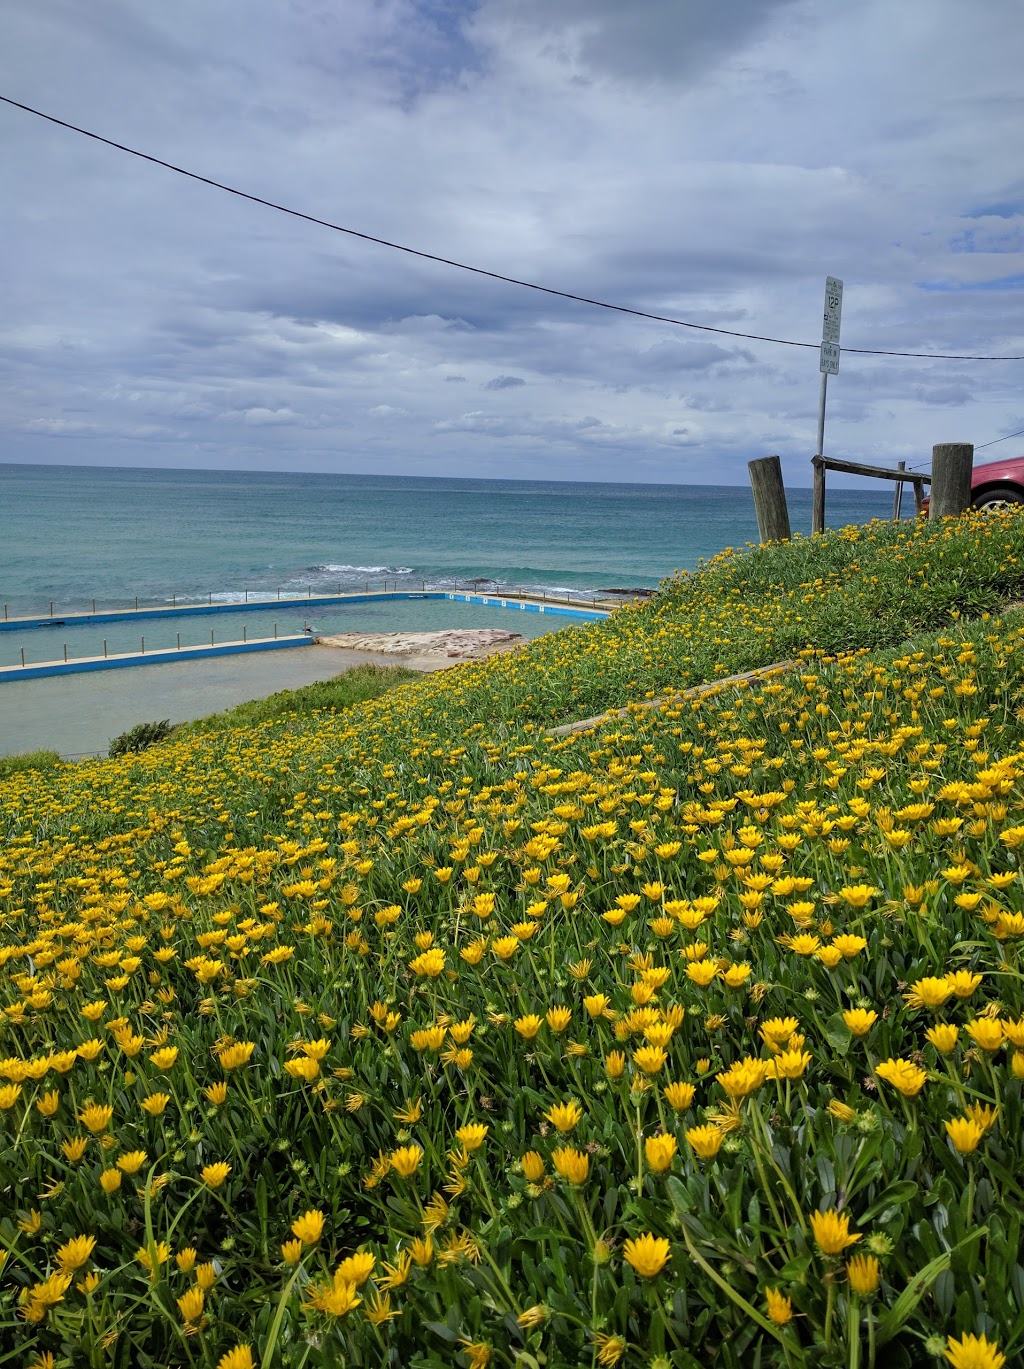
[107,718,173,757]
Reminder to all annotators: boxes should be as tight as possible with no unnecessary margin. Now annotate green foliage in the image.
[0,749,62,779]
[172,663,419,739]
[108,718,173,757]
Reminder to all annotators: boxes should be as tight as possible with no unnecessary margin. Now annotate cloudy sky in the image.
[2,0,1023,487]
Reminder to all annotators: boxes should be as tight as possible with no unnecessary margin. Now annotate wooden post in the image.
[929,443,974,520]
[748,455,792,543]
[892,460,906,519]
[811,456,826,534]
[912,479,925,515]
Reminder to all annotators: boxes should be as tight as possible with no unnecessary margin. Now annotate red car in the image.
[921,455,1024,513]
[965,455,1024,510]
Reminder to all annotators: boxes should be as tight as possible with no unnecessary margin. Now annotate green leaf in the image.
[859,1180,918,1223]
[876,1226,987,1344]
[823,1012,852,1054]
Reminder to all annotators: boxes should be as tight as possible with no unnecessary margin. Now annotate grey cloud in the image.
[481,0,798,84]
[484,375,526,390]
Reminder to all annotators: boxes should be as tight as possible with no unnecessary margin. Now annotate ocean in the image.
[0,463,904,758]
[0,463,903,613]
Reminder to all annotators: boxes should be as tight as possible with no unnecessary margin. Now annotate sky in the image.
[1,0,1023,488]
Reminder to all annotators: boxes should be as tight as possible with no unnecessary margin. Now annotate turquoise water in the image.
[0,598,567,668]
[0,463,903,757]
[0,463,900,617]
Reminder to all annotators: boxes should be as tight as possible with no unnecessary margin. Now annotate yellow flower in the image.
[875,1058,927,1097]
[965,1103,998,1132]
[545,1101,582,1133]
[832,935,867,958]
[944,1333,1006,1369]
[765,1286,792,1325]
[218,1042,255,1071]
[546,1006,572,1033]
[141,1092,170,1116]
[315,1280,361,1317]
[521,1151,545,1182]
[409,948,446,978]
[965,1019,1004,1052]
[455,1123,488,1151]
[36,1091,59,1117]
[196,1262,217,1290]
[842,1009,878,1037]
[459,1341,491,1369]
[216,1348,255,1369]
[926,1024,960,1054]
[551,1147,589,1184]
[945,1117,985,1154]
[149,1046,179,1071]
[838,884,878,909]
[594,1333,627,1366]
[335,1250,376,1285]
[514,1015,543,1039]
[62,1136,89,1163]
[622,1232,671,1278]
[78,1102,113,1133]
[604,1051,626,1079]
[517,1305,548,1329]
[176,1247,197,1272]
[828,1100,856,1123]
[946,970,984,998]
[291,1209,325,1245]
[772,1049,811,1080]
[201,1162,231,1188]
[906,976,954,1009]
[810,1208,861,1256]
[205,1081,228,1105]
[716,1058,767,1099]
[177,1286,205,1323]
[633,1045,667,1075]
[761,1017,799,1049]
[389,1145,423,1177]
[685,1124,724,1160]
[284,1057,320,1082]
[99,1168,122,1193]
[664,1081,696,1110]
[645,1133,678,1172]
[56,1235,96,1273]
[281,1239,303,1264]
[846,1254,880,1296]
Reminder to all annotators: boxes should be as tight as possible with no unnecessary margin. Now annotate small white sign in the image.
[822,276,843,344]
[820,341,841,375]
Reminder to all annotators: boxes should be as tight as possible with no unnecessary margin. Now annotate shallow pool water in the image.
[0,597,570,667]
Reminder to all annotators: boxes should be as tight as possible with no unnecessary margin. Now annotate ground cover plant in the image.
[2,511,1024,1369]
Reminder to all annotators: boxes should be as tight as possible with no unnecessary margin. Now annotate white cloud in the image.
[1,0,1023,485]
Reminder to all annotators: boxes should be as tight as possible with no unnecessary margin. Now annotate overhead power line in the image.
[976,427,1024,450]
[3,92,1024,362]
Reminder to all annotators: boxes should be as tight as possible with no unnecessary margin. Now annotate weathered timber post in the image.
[928,444,974,520]
[892,460,906,519]
[748,455,792,543]
[811,456,826,533]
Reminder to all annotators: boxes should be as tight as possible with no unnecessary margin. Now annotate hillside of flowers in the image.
[3,512,1024,1369]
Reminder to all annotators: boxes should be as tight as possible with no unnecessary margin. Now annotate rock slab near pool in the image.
[316,628,524,664]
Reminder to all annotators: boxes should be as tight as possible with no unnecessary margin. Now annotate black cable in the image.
[976,427,1024,450]
[4,93,1024,362]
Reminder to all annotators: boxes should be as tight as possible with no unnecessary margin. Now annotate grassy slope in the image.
[3,511,1024,1366]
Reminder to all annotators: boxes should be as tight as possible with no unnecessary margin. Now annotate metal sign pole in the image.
[813,276,843,534]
